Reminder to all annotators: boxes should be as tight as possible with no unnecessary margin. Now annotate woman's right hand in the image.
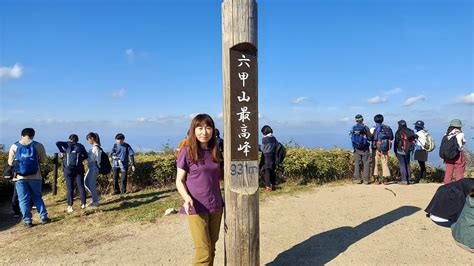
[183,196,194,215]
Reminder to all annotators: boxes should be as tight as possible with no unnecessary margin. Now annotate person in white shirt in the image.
[443,119,466,184]
[85,132,102,207]
[413,120,428,183]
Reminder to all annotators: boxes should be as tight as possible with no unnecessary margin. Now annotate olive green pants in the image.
[187,211,223,266]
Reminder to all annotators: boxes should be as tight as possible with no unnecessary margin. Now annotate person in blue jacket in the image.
[111,133,136,195]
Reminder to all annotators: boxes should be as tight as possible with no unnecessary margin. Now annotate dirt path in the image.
[1,183,473,265]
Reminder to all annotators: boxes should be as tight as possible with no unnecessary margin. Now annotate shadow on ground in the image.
[268,205,421,265]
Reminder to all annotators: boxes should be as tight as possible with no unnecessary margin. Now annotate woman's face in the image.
[87,137,94,145]
[195,124,213,145]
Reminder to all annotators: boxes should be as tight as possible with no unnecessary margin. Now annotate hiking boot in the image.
[67,206,74,213]
[363,181,370,185]
[383,178,389,185]
[353,179,362,184]
[374,180,380,185]
[87,202,99,208]
[41,218,51,224]
[399,180,409,185]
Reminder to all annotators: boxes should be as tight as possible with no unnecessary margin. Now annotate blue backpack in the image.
[375,125,393,152]
[14,141,39,176]
[351,125,369,150]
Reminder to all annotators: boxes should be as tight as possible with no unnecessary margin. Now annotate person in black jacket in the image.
[259,125,278,192]
[393,120,417,185]
[56,134,88,213]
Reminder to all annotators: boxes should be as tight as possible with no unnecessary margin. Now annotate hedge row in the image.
[2,147,472,199]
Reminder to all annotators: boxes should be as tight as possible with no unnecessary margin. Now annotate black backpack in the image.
[275,142,286,165]
[98,146,112,175]
[65,143,87,171]
[439,135,460,161]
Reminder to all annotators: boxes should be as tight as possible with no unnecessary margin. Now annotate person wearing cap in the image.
[350,114,372,184]
[443,119,466,184]
[394,120,417,185]
[414,120,429,183]
[372,114,394,185]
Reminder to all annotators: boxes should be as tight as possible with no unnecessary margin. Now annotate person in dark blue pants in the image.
[56,134,88,213]
[394,120,417,185]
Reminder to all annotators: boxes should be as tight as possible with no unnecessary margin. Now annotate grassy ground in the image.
[1,180,334,230]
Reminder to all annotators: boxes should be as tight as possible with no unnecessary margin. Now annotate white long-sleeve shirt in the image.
[88,145,102,166]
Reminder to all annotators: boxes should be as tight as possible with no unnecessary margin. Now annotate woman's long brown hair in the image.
[187,114,220,164]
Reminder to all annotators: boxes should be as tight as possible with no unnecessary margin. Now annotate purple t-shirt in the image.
[177,146,224,215]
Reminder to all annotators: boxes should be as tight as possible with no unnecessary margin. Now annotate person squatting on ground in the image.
[176,114,224,266]
[8,128,50,227]
[259,125,279,192]
[56,134,89,213]
[350,114,372,184]
[394,120,417,185]
[440,119,466,184]
[84,132,102,207]
[372,114,394,185]
[111,133,136,195]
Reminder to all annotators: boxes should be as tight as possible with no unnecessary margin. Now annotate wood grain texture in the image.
[222,0,259,265]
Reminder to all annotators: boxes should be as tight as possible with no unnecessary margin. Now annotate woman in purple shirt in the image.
[176,114,224,266]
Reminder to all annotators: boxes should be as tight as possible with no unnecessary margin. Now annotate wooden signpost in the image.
[222,0,259,265]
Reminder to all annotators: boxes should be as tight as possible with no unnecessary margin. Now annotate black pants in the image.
[417,160,426,181]
[12,184,21,215]
[263,168,276,188]
[113,168,128,194]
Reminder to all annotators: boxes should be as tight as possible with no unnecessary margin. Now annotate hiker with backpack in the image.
[394,120,417,185]
[440,119,466,184]
[111,133,136,195]
[56,134,89,213]
[7,128,50,227]
[413,120,435,183]
[259,125,285,192]
[175,114,224,265]
[372,114,394,185]
[84,132,109,207]
[350,114,372,184]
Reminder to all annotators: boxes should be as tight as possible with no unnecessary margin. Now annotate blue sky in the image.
[1,0,472,164]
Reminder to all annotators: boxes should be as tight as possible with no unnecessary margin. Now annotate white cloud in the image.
[189,113,199,119]
[367,96,387,104]
[404,95,426,106]
[458,93,474,105]
[125,48,135,60]
[291,96,310,105]
[386,87,402,95]
[112,88,126,98]
[0,63,23,79]
[338,117,351,123]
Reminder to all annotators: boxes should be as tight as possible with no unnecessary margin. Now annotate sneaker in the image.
[67,206,74,213]
[24,222,33,228]
[263,186,273,192]
[81,204,86,209]
[363,181,370,185]
[41,218,51,224]
[374,180,380,185]
[87,202,99,208]
[353,180,363,184]
[399,180,409,185]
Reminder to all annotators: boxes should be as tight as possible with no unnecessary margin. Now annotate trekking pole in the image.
[53,152,58,195]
